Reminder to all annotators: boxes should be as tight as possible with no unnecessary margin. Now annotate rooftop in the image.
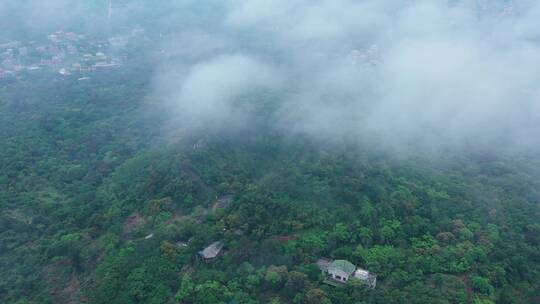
[318,258,377,288]
[354,269,369,280]
[329,260,356,275]
[198,241,223,259]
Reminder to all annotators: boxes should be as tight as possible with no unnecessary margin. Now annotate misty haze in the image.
[1,1,539,304]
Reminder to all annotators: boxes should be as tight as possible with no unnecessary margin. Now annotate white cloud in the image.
[89,0,540,151]
[165,54,282,128]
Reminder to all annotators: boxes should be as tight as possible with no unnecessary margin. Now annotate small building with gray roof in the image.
[198,241,224,261]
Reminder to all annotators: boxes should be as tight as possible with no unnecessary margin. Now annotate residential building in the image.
[317,258,377,288]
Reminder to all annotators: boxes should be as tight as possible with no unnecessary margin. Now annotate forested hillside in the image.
[1,69,539,304]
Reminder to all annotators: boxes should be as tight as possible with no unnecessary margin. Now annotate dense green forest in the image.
[1,66,539,304]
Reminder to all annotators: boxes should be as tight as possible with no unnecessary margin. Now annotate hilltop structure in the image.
[317,258,377,289]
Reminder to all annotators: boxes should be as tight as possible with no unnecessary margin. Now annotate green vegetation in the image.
[1,71,539,304]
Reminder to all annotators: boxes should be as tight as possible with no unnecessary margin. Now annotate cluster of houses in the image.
[0,29,145,80]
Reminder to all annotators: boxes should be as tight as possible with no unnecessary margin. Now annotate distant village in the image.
[0,28,145,80]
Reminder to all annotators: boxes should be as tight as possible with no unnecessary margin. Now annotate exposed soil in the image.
[123,212,146,233]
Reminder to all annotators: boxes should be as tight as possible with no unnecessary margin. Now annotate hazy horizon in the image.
[2,0,540,153]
